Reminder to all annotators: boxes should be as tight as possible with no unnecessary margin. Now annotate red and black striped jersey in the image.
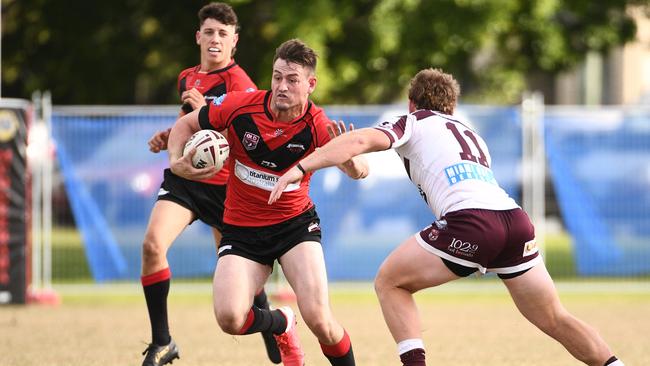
[198,90,332,226]
[177,61,256,185]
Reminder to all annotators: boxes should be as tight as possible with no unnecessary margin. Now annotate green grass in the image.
[52,227,91,281]
[544,231,577,278]
[51,227,580,283]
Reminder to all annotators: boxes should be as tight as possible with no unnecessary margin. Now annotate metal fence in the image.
[37,100,650,283]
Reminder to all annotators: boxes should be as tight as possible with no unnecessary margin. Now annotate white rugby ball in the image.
[183,130,229,171]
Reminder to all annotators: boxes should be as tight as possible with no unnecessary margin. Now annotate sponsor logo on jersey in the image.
[245,87,255,93]
[234,159,300,192]
[157,188,170,196]
[448,237,478,258]
[523,239,538,257]
[287,143,305,153]
[428,227,439,241]
[307,221,321,233]
[212,93,227,106]
[264,128,284,138]
[444,162,497,186]
[261,160,277,168]
[242,131,260,150]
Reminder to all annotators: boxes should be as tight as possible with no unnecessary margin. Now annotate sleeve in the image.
[177,70,193,115]
[232,76,257,92]
[177,71,187,98]
[198,93,232,131]
[312,111,333,148]
[373,114,413,148]
[229,67,257,92]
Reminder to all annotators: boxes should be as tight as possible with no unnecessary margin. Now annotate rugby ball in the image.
[183,130,229,171]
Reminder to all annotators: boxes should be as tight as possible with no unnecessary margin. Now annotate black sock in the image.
[321,330,354,365]
[325,346,355,366]
[143,279,171,345]
[240,306,287,335]
[253,289,270,310]
[400,348,426,366]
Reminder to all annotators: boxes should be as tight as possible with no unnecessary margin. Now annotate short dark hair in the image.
[273,39,318,73]
[198,2,239,32]
[408,68,460,115]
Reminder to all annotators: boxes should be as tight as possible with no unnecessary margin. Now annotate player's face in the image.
[196,19,238,70]
[270,58,316,115]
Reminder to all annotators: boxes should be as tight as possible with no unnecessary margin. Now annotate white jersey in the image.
[374,109,518,218]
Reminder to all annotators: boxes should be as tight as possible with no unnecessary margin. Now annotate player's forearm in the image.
[168,112,199,162]
[300,131,371,173]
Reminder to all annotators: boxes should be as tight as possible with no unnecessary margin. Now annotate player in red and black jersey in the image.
[168,39,368,366]
[140,4,279,366]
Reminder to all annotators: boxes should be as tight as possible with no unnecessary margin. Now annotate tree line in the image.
[2,0,646,105]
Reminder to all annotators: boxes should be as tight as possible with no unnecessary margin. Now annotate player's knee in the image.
[304,316,335,342]
[214,308,245,335]
[374,268,394,297]
[530,310,564,336]
[142,234,166,260]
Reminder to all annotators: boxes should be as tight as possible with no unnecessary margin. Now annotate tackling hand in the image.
[327,120,354,139]
[268,165,304,205]
[170,148,218,180]
[328,120,361,174]
[148,128,171,153]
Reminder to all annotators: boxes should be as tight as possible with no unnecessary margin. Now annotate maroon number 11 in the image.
[445,122,489,168]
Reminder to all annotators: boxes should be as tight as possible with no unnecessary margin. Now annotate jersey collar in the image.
[195,60,238,75]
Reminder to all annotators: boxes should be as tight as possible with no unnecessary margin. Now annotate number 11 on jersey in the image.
[445,122,489,168]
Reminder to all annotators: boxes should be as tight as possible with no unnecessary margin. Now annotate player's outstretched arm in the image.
[268,165,304,204]
[268,128,390,204]
[327,120,369,180]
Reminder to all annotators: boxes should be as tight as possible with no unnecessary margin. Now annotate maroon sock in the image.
[400,348,426,366]
[141,268,172,346]
[321,330,355,366]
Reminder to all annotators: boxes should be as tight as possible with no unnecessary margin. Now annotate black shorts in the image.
[157,168,226,231]
[218,207,322,266]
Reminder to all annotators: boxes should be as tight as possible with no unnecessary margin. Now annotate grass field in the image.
[50,227,579,282]
[13,228,644,365]
[1,281,649,366]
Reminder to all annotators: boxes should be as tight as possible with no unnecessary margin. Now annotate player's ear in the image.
[408,100,417,113]
[195,30,201,45]
[307,75,317,94]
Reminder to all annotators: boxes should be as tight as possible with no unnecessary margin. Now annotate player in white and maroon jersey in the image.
[269,69,624,366]
[140,4,279,366]
[167,39,368,366]
[375,109,521,221]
